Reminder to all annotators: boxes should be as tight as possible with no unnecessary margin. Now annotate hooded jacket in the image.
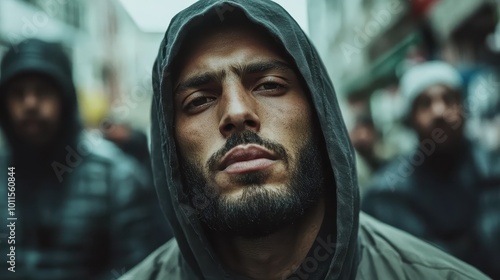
[0,39,169,280]
[0,39,81,171]
[122,1,490,279]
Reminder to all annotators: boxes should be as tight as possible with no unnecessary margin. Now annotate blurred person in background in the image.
[121,1,488,279]
[362,61,500,278]
[0,38,169,280]
[103,121,173,239]
[103,122,152,171]
[350,116,385,172]
[349,114,387,192]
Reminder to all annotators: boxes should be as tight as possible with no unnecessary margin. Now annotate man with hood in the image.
[122,1,490,279]
[362,61,500,278]
[0,39,169,279]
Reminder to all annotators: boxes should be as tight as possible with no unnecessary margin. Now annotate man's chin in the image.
[221,183,288,200]
[213,170,270,192]
[198,184,313,238]
[19,134,54,148]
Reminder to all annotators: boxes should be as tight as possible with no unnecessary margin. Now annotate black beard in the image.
[181,130,324,238]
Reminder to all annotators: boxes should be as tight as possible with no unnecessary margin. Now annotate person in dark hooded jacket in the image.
[362,61,500,278]
[121,1,490,279]
[0,39,169,280]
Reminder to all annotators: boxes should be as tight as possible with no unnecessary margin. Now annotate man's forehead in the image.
[420,84,459,97]
[173,21,292,77]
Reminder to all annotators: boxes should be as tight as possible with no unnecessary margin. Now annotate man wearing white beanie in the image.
[400,61,465,151]
[363,61,500,278]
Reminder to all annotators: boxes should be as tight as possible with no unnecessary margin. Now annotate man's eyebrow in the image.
[234,60,294,76]
[174,71,225,94]
[174,60,294,94]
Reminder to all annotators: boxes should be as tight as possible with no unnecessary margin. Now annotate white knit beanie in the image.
[400,61,463,118]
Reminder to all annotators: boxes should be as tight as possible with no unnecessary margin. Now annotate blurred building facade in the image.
[308,0,499,97]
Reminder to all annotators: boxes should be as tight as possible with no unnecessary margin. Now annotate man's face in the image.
[411,84,464,149]
[350,122,377,158]
[5,73,62,147]
[173,24,324,237]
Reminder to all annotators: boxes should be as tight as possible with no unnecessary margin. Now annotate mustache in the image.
[207,130,288,172]
[430,117,452,129]
[19,110,45,123]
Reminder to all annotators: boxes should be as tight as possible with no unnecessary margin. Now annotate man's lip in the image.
[218,144,278,172]
[431,123,450,131]
[22,119,42,128]
[22,118,42,124]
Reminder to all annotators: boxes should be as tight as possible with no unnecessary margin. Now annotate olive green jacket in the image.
[123,213,488,279]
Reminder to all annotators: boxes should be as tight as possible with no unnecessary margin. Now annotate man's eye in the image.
[187,96,216,109]
[36,90,52,98]
[442,93,458,106]
[416,97,431,109]
[255,82,285,91]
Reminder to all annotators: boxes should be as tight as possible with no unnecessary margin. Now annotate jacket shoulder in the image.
[120,238,183,280]
[77,131,130,164]
[367,156,415,193]
[74,131,150,180]
[356,213,490,280]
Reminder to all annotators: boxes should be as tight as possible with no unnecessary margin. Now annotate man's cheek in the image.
[8,107,20,122]
[179,139,212,168]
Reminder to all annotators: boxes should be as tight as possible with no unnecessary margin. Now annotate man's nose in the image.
[218,84,261,138]
[430,99,446,117]
[22,91,39,108]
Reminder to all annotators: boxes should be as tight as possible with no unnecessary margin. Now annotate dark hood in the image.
[150,0,359,279]
[0,38,82,165]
